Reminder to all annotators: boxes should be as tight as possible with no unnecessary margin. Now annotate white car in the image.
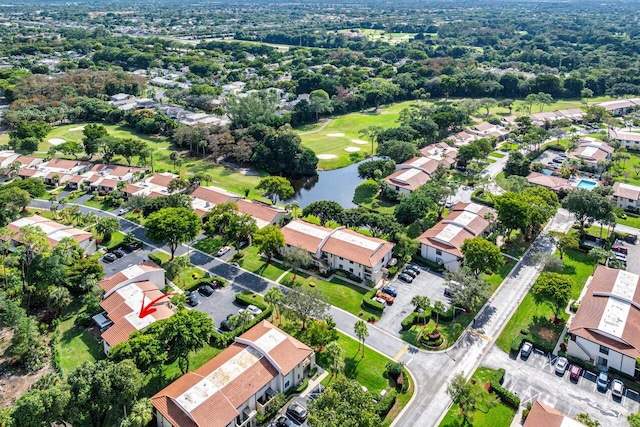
[117,207,130,215]
[216,246,231,257]
[240,304,262,316]
[612,379,625,398]
[555,357,569,375]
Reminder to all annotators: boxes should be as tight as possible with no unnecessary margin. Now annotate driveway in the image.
[99,243,153,275]
[483,346,638,426]
[376,268,449,335]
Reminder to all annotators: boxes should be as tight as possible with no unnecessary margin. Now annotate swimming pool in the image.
[576,179,597,190]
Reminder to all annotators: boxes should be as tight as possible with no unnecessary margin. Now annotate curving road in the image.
[29,200,574,426]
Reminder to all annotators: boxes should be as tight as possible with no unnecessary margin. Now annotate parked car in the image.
[112,248,125,258]
[126,241,143,251]
[376,291,395,304]
[186,292,199,307]
[398,273,413,283]
[597,371,609,392]
[445,201,454,208]
[102,252,117,263]
[569,364,582,382]
[520,341,533,358]
[444,288,453,298]
[117,207,130,216]
[286,402,308,423]
[381,286,398,297]
[198,285,214,296]
[373,296,387,306]
[612,379,625,398]
[406,264,421,274]
[275,416,295,427]
[402,269,417,278]
[244,304,262,316]
[555,357,569,375]
[612,245,628,255]
[216,246,231,257]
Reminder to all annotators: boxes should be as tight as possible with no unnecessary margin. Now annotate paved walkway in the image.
[298,118,333,135]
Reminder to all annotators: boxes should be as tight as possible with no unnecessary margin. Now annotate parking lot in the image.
[533,149,566,170]
[99,242,152,275]
[375,266,450,334]
[484,346,640,425]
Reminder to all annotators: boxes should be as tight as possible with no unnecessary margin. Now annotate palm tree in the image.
[265,287,284,321]
[285,201,300,218]
[83,212,99,227]
[121,398,154,427]
[325,341,345,377]
[48,286,71,313]
[354,320,369,358]
[411,295,431,324]
[433,301,446,329]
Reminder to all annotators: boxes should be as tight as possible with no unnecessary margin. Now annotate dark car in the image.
[444,288,453,298]
[597,371,609,392]
[406,264,421,274]
[275,416,295,427]
[398,273,413,283]
[286,402,308,423]
[112,248,125,258]
[198,285,214,296]
[102,252,117,263]
[381,285,398,297]
[186,292,199,307]
[569,364,582,382]
[520,341,533,358]
[402,269,417,278]
[126,241,143,251]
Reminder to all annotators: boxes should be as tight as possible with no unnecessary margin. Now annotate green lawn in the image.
[283,271,379,320]
[161,343,222,382]
[298,100,417,169]
[489,151,505,158]
[151,251,207,289]
[617,214,640,229]
[193,236,226,254]
[496,248,593,353]
[235,246,290,282]
[55,300,105,377]
[488,96,612,117]
[83,195,116,211]
[440,367,516,427]
[104,230,127,250]
[318,331,392,394]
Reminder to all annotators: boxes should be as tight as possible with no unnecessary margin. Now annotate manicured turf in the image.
[440,367,516,427]
[318,331,392,394]
[489,151,505,158]
[193,236,225,254]
[235,246,290,282]
[152,251,208,289]
[495,248,592,353]
[55,300,105,376]
[162,343,222,382]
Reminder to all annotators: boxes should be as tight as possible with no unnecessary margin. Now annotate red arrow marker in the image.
[139,292,175,319]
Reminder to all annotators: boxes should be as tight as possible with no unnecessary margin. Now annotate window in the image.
[436,249,442,256]
[597,357,608,367]
[339,264,343,269]
[349,268,353,273]
[599,345,609,355]
[285,381,290,388]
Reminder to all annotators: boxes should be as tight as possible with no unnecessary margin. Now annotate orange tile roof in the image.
[523,401,583,427]
[237,200,286,224]
[18,168,37,177]
[384,168,431,192]
[322,228,394,268]
[149,173,175,188]
[280,220,328,254]
[191,186,241,205]
[526,172,571,192]
[45,158,80,169]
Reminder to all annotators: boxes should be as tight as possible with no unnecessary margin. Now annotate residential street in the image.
[29,199,578,426]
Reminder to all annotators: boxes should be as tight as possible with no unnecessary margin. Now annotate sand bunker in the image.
[317,154,338,160]
[351,139,369,145]
[68,126,85,132]
[48,138,66,146]
[326,133,345,137]
[344,147,361,152]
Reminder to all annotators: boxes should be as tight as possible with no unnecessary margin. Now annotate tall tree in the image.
[158,310,215,374]
[354,320,369,358]
[323,341,345,377]
[446,373,495,426]
[460,237,504,276]
[264,286,285,320]
[94,216,119,242]
[309,89,333,122]
[285,286,330,330]
[302,200,344,226]
[308,376,379,427]
[145,207,201,260]
[532,272,573,320]
[256,176,294,205]
[283,247,313,280]
[254,225,285,261]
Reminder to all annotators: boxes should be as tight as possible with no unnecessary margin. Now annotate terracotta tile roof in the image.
[98,178,119,189]
[418,202,494,257]
[68,175,85,183]
[237,200,286,227]
[523,401,584,427]
[569,266,640,359]
[7,215,93,249]
[149,173,176,188]
[45,158,79,169]
[99,272,127,293]
[610,130,640,143]
[18,168,37,177]
[280,219,328,253]
[191,186,242,206]
[98,260,163,293]
[15,155,38,166]
[613,182,640,201]
[123,183,142,195]
[526,172,571,192]
[152,322,308,427]
[384,168,431,192]
[569,140,614,163]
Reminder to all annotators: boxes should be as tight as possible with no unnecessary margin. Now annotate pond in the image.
[285,159,376,208]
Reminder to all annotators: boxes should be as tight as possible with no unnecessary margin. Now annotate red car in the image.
[569,364,582,382]
[376,291,395,305]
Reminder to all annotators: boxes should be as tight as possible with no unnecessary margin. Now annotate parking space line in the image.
[394,345,409,361]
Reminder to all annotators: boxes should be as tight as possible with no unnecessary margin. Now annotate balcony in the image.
[236,407,257,427]
[257,388,278,415]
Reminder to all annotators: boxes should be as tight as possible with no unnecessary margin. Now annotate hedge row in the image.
[212,292,272,347]
[184,276,227,292]
[400,311,432,330]
[375,389,398,417]
[148,253,164,266]
[411,255,445,273]
[362,288,384,314]
[489,369,521,408]
[471,190,495,208]
[236,291,269,311]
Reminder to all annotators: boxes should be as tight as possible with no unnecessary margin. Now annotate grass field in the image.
[55,300,105,376]
[440,367,516,427]
[298,100,416,169]
[496,248,593,353]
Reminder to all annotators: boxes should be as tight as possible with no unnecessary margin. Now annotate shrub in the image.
[489,368,520,408]
[375,389,398,417]
[308,367,318,378]
[386,361,404,377]
[235,291,268,310]
[401,369,410,393]
[148,253,164,266]
[362,289,384,314]
[401,312,417,330]
[510,335,524,354]
[75,312,92,327]
[411,255,445,272]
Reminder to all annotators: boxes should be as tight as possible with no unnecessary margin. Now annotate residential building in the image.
[191,186,244,217]
[384,153,454,194]
[236,200,288,229]
[5,214,96,254]
[384,164,433,194]
[0,150,41,178]
[567,266,640,377]
[17,157,92,186]
[594,99,638,116]
[612,182,640,211]
[80,164,146,192]
[530,111,562,127]
[526,172,571,193]
[567,138,614,167]
[609,129,640,150]
[418,202,495,272]
[93,260,171,353]
[280,219,395,283]
[123,172,179,198]
[419,142,458,168]
[466,122,509,140]
[556,108,584,122]
[152,321,315,427]
[449,131,478,147]
[523,401,586,427]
